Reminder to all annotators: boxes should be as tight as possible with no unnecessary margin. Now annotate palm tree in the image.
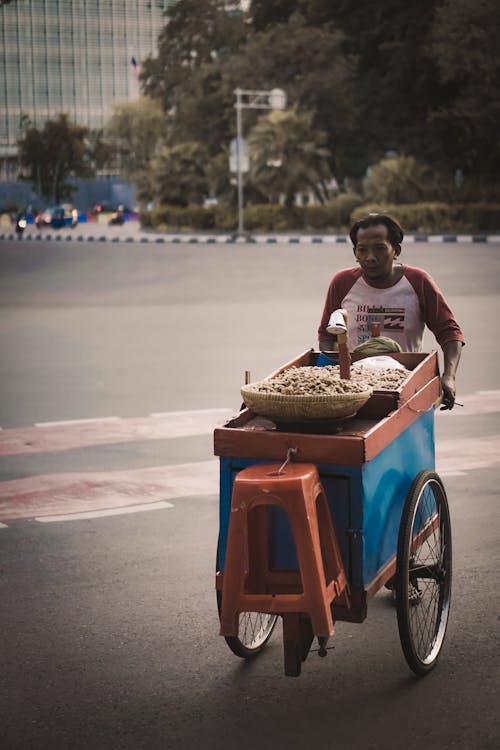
[248,110,332,207]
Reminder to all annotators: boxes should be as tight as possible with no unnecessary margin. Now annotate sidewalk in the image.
[1,217,499,244]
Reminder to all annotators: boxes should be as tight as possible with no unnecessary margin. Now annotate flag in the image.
[130,56,140,77]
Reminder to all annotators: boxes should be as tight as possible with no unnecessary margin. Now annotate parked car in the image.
[35,205,78,229]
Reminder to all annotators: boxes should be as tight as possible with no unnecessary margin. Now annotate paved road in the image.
[0,236,499,749]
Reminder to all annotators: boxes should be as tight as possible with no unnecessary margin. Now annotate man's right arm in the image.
[318,269,358,351]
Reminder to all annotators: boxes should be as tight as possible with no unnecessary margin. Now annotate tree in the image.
[248,109,332,206]
[141,0,246,113]
[201,13,356,175]
[142,5,356,180]
[150,142,209,206]
[17,114,92,203]
[248,0,297,30]
[427,0,500,179]
[103,98,166,200]
[137,0,498,203]
[363,156,442,204]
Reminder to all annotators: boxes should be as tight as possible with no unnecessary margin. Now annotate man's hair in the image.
[349,213,404,248]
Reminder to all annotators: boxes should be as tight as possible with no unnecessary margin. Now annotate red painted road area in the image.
[0,396,498,524]
[0,461,218,520]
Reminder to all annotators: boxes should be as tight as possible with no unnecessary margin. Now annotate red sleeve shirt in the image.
[318,265,465,352]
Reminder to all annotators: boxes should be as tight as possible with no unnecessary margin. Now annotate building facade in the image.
[0,0,173,179]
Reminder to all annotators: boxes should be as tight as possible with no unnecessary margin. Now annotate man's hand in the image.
[440,373,456,410]
[440,341,463,410]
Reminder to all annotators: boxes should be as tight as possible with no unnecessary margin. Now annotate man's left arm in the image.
[411,269,465,410]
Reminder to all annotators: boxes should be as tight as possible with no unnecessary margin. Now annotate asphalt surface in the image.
[0,233,499,750]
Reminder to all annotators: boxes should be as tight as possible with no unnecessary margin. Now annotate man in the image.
[318,213,464,409]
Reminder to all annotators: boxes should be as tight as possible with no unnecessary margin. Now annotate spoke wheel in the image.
[216,590,278,658]
[396,470,452,675]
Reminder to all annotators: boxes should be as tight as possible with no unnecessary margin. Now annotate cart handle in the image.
[277,447,298,474]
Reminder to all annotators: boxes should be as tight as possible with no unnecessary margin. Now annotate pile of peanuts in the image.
[249,366,370,396]
[352,363,410,390]
[248,364,409,396]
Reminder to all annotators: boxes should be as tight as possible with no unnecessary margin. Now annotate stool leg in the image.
[287,494,335,637]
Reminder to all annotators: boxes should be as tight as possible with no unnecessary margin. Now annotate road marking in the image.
[0,397,498,523]
[35,500,174,523]
[0,408,235,456]
[0,522,8,528]
[0,459,218,521]
[436,435,500,474]
[34,416,121,427]
[149,407,234,417]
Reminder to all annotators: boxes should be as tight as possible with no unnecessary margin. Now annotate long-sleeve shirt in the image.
[318,265,465,352]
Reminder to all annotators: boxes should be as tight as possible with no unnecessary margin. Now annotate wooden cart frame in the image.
[214,350,452,676]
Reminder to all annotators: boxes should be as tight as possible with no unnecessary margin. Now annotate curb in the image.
[1,232,498,244]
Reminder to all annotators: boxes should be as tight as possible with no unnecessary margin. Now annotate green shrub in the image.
[363,157,439,204]
[213,206,237,231]
[141,200,500,233]
[139,210,153,228]
[141,205,217,231]
[242,204,291,231]
[328,193,364,226]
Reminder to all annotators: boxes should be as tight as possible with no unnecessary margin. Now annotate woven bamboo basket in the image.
[241,384,373,422]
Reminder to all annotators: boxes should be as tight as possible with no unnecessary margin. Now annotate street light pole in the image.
[235,89,244,237]
[233,87,286,238]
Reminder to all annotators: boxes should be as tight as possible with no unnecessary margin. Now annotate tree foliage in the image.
[363,157,444,204]
[104,98,166,180]
[428,0,500,177]
[248,110,332,206]
[98,98,168,204]
[150,142,209,207]
[17,114,92,203]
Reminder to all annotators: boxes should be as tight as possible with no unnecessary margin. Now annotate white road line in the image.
[34,416,122,427]
[0,522,8,528]
[35,501,174,523]
[436,435,500,474]
[149,407,233,417]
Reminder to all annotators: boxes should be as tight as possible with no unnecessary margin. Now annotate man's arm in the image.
[440,340,463,410]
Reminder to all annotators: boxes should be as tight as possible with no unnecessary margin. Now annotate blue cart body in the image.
[217,409,434,592]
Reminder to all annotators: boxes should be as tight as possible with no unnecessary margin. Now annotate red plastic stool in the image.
[219,462,350,639]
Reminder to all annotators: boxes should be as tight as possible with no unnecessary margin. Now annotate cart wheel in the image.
[216,590,278,658]
[396,470,452,676]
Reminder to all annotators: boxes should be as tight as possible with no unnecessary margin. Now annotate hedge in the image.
[350,203,500,233]
[140,200,500,233]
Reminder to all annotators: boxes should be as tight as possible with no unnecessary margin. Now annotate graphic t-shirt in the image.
[318,265,465,352]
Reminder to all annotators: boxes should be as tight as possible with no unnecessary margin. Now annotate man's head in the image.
[349,213,404,287]
[349,213,404,249]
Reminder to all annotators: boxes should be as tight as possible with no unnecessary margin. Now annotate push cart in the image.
[214,349,452,677]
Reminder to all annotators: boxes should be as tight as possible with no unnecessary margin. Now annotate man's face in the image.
[353,224,400,285]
